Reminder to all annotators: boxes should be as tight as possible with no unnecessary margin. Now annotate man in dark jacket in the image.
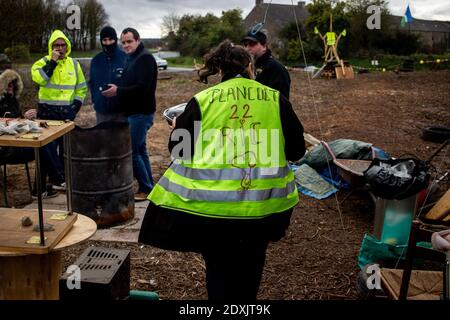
[102,28,157,201]
[90,26,127,124]
[242,30,291,99]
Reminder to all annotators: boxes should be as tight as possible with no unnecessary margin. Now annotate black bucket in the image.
[69,122,134,227]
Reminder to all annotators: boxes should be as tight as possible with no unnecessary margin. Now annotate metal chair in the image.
[0,152,33,207]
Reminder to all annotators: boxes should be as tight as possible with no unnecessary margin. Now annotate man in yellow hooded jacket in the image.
[31,30,87,190]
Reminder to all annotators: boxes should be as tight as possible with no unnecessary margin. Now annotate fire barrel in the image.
[69,122,134,227]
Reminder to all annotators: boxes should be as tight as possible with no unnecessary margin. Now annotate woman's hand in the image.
[170,116,177,130]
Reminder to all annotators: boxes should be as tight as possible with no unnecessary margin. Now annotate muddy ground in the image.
[2,68,450,300]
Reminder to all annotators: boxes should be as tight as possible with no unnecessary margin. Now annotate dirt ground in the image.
[2,68,450,300]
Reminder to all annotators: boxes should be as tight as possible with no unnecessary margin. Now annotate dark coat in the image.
[0,69,23,118]
[117,43,158,115]
[89,47,127,114]
[138,75,306,253]
[255,50,291,99]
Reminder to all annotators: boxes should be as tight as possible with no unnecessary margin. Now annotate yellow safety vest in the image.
[31,30,87,107]
[149,77,298,219]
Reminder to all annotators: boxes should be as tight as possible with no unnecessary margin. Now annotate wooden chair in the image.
[380,220,448,300]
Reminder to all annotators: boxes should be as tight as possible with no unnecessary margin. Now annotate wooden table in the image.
[0,212,97,300]
[0,120,75,246]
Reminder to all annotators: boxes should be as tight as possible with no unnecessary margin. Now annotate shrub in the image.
[4,44,30,61]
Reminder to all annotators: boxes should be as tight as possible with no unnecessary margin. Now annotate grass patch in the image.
[166,56,200,68]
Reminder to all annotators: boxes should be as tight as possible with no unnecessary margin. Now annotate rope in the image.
[251,0,273,35]
[290,0,347,231]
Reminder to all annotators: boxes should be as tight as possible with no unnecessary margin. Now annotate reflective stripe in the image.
[39,99,72,106]
[39,69,50,81]
[45,83,76,90]
[158,176,296,202]
[74,96,84,103]
[76,82,88,89]
[43,57,48,62]
[73,59,79,84]
[170,161,290,181]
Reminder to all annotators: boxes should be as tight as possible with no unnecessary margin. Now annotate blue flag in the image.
[401,4,414,27]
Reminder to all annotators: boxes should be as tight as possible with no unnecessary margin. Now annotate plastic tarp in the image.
[293,164,338,200]
[299,139,375,170]
[358,233,432,270]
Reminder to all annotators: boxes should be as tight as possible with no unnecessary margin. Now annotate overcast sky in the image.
[65,0,450,38]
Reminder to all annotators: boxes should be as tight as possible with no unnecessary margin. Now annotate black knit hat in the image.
[241,31,267,45]
[100,26,118,42]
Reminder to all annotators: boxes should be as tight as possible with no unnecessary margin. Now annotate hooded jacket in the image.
[31,30,87,117]
[0,69,23,118]
[90,46,126,115]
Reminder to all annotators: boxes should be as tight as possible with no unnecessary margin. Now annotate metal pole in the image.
[64,133,73,215]
[34,148,45,246]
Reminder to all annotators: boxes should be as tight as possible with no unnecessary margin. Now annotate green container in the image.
[129,290,159,301]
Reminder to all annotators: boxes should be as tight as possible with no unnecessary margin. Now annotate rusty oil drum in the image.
[70,122,134,227]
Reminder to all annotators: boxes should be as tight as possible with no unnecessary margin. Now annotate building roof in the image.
[243,2,310,32]
[390,16,450,33]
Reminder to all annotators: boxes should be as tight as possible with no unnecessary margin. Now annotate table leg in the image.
[34,148,45,246]
[64,133,73,215]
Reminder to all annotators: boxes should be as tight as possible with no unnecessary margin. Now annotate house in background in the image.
[243,1,450,54]
[389,16,450,53]
[243,0,310,48]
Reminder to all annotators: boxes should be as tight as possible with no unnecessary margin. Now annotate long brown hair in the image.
[198,40,253,84]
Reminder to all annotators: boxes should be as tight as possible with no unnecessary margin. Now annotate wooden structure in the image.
[313,14,354,79]
[425,189,450,223]
[380,220,447,300]
[0,119,91,300]
[0,209,77,254]
[0,119,75,245]
[0,214,97,300]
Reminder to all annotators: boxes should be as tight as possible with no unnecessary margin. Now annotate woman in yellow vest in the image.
[139,40,306,300]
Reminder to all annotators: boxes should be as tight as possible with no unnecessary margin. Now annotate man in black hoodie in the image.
[102,28,157,201]
[242,31,291,100]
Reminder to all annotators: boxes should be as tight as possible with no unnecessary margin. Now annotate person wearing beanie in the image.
[101,27,158,202]
[89,26,127,124]
[242,30,291,99]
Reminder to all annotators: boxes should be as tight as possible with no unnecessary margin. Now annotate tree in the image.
[278,0,350,64]
[345,0,392,56]
[161,13,180,37]
[165,9,244,57]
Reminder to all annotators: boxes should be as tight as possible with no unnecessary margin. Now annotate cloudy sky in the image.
[67,0,450,38]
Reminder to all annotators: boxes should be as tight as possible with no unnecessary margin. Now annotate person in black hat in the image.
[242,30,291,99]
[89,26,127,124]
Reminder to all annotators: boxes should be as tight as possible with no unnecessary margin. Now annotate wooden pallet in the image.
[425,189,450,223]
[0,208,77,255]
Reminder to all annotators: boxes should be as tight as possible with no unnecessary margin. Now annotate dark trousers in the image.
[201,239,269,301]
[37,105,75,185]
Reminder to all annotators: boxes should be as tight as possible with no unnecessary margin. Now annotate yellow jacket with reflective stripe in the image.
[31,30,87,106]
[149,77,299,219]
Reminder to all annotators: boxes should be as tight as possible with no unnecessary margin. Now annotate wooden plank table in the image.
[0,213,97,300]
[0,119,74,148]
[0,119,75,246]
[0,208,78,254]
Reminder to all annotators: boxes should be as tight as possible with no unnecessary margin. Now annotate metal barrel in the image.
[69,121,134,227]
